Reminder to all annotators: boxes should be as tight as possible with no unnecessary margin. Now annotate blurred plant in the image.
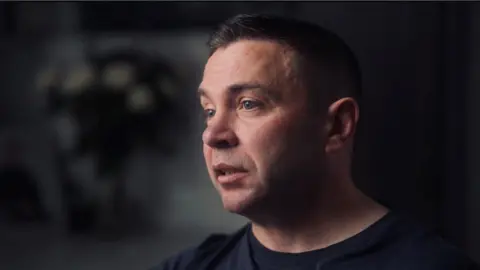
[37,50,187,176]
[36,50,188,234]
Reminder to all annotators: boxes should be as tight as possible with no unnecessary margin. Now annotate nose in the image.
[202,116,239,149]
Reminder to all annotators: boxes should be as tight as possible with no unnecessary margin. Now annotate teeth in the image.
[217,169,244,176]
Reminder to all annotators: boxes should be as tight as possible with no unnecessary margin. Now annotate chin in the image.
[219,190,259,216]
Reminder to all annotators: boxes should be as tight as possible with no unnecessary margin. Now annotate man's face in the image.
[199,40,327,217]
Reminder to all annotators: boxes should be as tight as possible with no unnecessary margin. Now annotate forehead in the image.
[201,40,296,91]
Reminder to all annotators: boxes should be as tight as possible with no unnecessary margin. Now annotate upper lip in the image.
[213,163,247,176]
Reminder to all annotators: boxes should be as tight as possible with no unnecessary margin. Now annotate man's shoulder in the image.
[149,226,249,270]
[403,233,477,269]
[387,235,478,269]
[374,216,478,269]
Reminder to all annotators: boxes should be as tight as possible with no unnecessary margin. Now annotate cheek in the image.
[240,117,291,170]
[203,145,221,187]
[203,145,213,170]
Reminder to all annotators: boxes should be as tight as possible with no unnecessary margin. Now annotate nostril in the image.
[216,140,233,149]
[203,130,236,149]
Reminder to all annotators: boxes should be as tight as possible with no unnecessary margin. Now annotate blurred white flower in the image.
[126,85,155,113]
[35,67,59,92]
[102,62,134,90]
[157,75,177,99]
[63,64,95,96]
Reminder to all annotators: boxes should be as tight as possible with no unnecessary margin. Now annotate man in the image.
[152,14,478,270]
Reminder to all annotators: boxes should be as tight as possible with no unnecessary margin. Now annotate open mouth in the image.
[215,169,245,176]
[213,164,248,184]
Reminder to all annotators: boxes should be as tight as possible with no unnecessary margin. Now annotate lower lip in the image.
[217,172,248,184]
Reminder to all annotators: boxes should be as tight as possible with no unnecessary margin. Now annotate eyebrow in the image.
[198,83,279,101]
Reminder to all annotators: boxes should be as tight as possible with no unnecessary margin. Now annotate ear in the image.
[324,98,360,153]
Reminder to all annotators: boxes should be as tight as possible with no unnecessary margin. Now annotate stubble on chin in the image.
[217,183,267,217]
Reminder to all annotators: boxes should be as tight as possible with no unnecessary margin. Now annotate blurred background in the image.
[0,2,479,269]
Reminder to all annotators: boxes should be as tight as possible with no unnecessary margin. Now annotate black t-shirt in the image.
[152,213,479,270]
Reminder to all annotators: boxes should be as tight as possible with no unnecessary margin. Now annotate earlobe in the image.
[324,97,359,153]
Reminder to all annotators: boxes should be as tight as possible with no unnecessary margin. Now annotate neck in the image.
[250,179,388,253]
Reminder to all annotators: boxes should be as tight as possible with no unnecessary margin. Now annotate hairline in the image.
[209,36,333,113]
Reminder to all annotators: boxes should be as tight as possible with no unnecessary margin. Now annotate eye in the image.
[240,100,261,110]
[204,108,216,119]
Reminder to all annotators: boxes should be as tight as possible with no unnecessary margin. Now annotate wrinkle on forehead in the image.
[202,40,302,98]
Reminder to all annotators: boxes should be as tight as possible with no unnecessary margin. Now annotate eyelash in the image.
[202,99,263,121]
[239,99,262,111]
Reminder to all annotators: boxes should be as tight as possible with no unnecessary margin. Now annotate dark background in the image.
[0,2,479,269]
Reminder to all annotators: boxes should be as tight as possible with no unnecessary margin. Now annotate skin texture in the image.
[199,39,387,253]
